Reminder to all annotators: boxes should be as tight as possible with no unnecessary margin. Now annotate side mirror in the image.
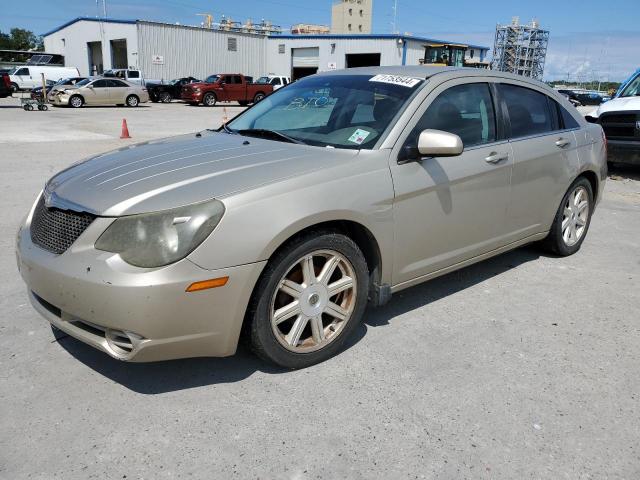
[418,129,464,157]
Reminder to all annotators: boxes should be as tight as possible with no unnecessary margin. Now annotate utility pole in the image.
[392,0,398,34]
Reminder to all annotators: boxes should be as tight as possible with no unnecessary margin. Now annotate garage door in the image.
[292,48,320,68]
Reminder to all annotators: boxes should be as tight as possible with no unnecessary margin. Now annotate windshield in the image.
[619,74,640,97]
[227,74,424,149]
[205,75,220,84]
[256,76,270,84]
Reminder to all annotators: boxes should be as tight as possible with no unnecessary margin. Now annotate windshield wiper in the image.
[217,123,236,134]
[237,129,306,145]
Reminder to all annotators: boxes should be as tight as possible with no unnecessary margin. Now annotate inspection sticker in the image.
[369,74,422,88]
[348,129,371,145]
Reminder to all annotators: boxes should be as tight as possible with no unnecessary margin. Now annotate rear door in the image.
[107,79,129,103]
[390,80,514,285]
[498,83,581,238]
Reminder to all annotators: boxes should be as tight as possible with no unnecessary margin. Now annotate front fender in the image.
[187,151,395,285]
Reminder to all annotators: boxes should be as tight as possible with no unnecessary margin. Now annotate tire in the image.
[203,92,217,107]
[23,105,30,111]
[10,82,19,93]
[69,95,83,108]
[542,177,594,256]
[187,102,198,106]
[253,92,265,104]
[238,100,249,107]
[248,232,369,369]
[160,92,172,103]
[126,95,139,107]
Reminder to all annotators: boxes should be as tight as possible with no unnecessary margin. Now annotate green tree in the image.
[0,28,43,50]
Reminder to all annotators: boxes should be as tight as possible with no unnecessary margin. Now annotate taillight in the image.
[2,75,10,88]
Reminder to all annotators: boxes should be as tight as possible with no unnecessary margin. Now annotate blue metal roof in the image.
[42,17,137,37]
[271,33,490,51]
[42,18,490,51]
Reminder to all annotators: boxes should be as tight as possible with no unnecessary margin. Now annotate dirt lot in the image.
[1,95,639,479]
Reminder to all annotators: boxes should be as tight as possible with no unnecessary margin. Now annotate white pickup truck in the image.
[586,68,640,166]
[255,75,291,91]
[102,69,161,87]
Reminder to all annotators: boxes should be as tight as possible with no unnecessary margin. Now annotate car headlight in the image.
[95,199,225,268]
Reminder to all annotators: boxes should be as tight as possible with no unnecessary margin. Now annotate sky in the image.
[1,0,639,81]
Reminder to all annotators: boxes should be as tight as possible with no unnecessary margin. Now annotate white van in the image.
[9,66,80,91]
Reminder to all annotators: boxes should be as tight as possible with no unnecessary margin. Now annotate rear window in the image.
[128,70,140,79]
[556,102,580,129]
[500,84,554,138]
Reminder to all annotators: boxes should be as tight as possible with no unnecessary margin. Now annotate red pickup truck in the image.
[181,74,273,107]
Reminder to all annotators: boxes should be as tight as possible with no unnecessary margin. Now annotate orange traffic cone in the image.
[120,118,131,139]
[222,107,229,125]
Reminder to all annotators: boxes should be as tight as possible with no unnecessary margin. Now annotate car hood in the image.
[589,96,640,117]
[44,132,359,217]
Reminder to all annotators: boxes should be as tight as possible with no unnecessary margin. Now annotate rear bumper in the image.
[607,140,640,166]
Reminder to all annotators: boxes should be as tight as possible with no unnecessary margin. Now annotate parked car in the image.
[181,74,273,106]
[16,67,606,368]
[256,75,291,91]
[557,89,605,106]
[0,71,12,98]
[102,69,161,87]
[586,68,640,165]
[8,65,80,91]
[147,77,200,103]
[31,77,87,100]
[49,78,149,108]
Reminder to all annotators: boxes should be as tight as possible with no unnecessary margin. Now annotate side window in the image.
[16,68,29,75]
[407,83,496,148]
[128,70,140,79]
[109,79,128,87]
[271,78,281,86]
[556,102,580,129]
[500,84,553,138]
[92,80,108,88]
[222,75,232,84]
[233,75,243,84]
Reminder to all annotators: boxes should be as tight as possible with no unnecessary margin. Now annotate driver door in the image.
[390,80,514,286]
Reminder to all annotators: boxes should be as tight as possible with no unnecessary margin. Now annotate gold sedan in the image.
[49,77,149,108]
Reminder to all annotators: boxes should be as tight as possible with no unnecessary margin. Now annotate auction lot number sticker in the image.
[369,74,422,88]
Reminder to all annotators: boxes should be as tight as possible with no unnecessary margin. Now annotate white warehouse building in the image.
[43,17,490,81]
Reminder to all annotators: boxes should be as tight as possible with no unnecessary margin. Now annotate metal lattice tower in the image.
[491,17,549,79]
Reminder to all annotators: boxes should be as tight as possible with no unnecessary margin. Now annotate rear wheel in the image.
[253,92,265,104]
[248,232,369,369]
[203,92,217,107]
[10,82,19,93]
[238,100,249,107]
[160,91,172,103]
[542,177,593,256]
[69,95,83,108]
[126,95,139,107]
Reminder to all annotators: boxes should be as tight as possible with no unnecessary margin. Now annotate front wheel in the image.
[542,177,593,256]
[160,91,172,103]
[69,95,84,108]
[10,82,19,93]
[248,232,369,369]
[126,95,139,107]
[203,93,217,107]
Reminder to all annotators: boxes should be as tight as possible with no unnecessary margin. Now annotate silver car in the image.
[17,67,607,368]
[49,77,149,108]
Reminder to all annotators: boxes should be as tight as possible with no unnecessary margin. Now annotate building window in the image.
[278,44,285,54]
[228,37,237,52]
[360,10,363,16]
[349,8,353,15]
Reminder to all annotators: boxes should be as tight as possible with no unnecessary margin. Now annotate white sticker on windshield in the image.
[348,129,371,145]
[369,74,422,88]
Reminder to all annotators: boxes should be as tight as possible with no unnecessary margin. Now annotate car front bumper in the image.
[16,209,266,362]
[49,93,70,105]
[607,140,640,166]
[181,91,203,102]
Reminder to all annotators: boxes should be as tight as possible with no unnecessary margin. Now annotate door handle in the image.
[485,152,508,164]
[555,138,571,148]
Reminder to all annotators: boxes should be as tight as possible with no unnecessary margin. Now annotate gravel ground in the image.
[0,95,639,480]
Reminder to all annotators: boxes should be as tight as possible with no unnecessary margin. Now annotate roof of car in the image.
[323,66,551,90]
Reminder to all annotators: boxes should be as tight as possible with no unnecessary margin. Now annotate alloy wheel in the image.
[270,250,357,353]
[562,186,590,247]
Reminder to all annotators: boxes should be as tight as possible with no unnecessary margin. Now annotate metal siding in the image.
[137,22,267,81]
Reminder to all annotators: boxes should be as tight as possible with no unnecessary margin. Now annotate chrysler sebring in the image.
[16,67,607,368]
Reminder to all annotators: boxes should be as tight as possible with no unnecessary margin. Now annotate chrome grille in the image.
[30,196,95,254]
[600,112,639,140]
